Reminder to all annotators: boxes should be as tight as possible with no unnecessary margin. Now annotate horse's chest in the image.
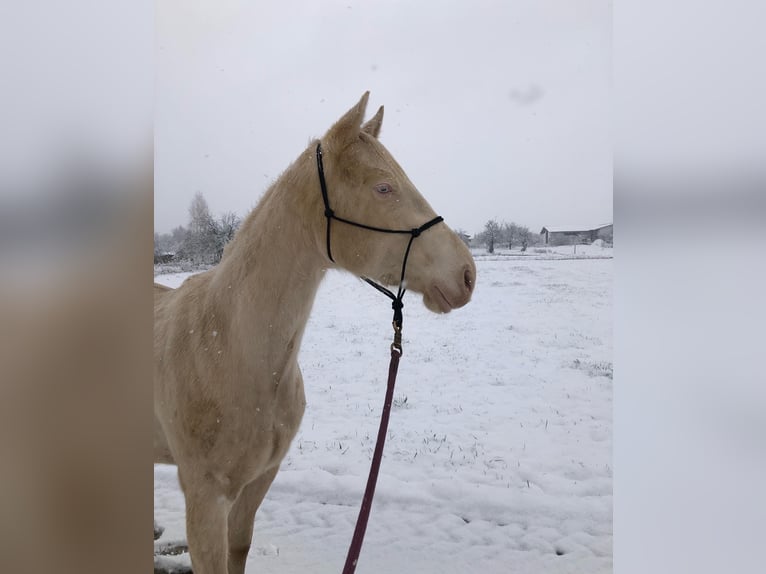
[173,362,306,483]
[243,365,306,470]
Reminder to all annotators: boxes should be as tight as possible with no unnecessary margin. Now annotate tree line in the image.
[155,193,541,266]
[474,220,537,254]
[154,191,241,265]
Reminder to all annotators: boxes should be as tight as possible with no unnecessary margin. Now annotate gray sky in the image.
[156,0,611,236]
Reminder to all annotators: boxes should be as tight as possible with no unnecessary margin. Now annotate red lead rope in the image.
[342,341,402,573]
[315,142,439,572]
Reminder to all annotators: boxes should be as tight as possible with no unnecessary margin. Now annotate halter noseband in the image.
[315,142,443,343]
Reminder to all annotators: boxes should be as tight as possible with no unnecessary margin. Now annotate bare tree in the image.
[212,211,242,262]
[170,225,188,251]
[503,221,519,250]
[188,191,214,235]
[181,192,223,264]
[481,219,501,254]
[518,225,530,251]
[154,232,163,257]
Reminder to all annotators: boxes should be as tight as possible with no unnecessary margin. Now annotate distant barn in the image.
[539,223,613,245]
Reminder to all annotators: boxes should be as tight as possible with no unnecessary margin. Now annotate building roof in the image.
[540,223,612,234]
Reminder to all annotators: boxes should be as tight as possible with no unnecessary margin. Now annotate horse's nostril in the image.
[464,268,474,293]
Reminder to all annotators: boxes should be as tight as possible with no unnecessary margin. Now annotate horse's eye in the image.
[375,183,392,194]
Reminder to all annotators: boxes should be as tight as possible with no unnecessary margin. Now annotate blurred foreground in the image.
[0,2,153,573]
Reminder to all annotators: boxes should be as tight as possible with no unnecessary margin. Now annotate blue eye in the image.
[375,183,392,194]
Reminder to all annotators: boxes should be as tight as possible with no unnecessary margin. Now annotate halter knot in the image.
[411,228,421,238]
[324,207,335,218]
[391,299,404,330]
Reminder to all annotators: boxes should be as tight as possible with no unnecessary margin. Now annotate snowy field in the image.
[155,253,612,573]
[470,242,613,261]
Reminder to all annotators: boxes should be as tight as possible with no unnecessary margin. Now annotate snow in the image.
[155,254,612,573]
[471,244,613,260]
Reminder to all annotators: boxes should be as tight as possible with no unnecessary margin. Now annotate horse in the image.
[154,92,476,574]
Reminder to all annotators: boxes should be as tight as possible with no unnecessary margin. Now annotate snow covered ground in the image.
[470,242,613,261]
[155,254,612,573]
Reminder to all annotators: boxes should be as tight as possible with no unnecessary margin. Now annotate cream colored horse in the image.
[154,92,476,574]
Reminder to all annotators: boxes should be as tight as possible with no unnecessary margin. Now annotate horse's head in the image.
[317,92,476,313]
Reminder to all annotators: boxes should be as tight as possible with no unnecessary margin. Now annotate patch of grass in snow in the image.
[392,394,410,409]
[571,358,613,379]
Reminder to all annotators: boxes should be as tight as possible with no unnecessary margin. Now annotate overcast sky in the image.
[156,0,611,236]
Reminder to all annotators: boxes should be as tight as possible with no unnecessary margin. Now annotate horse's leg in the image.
[153,416,173,545]
[227,467,280,574]
[180,468,232,574]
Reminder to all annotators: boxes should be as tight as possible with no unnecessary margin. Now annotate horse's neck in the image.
[209,151,326,364]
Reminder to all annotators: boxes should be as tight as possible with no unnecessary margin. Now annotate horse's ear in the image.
[361,105,384,138]
[325,92,370,149]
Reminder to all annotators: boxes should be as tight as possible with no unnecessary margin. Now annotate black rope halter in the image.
[315,142,443,344]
